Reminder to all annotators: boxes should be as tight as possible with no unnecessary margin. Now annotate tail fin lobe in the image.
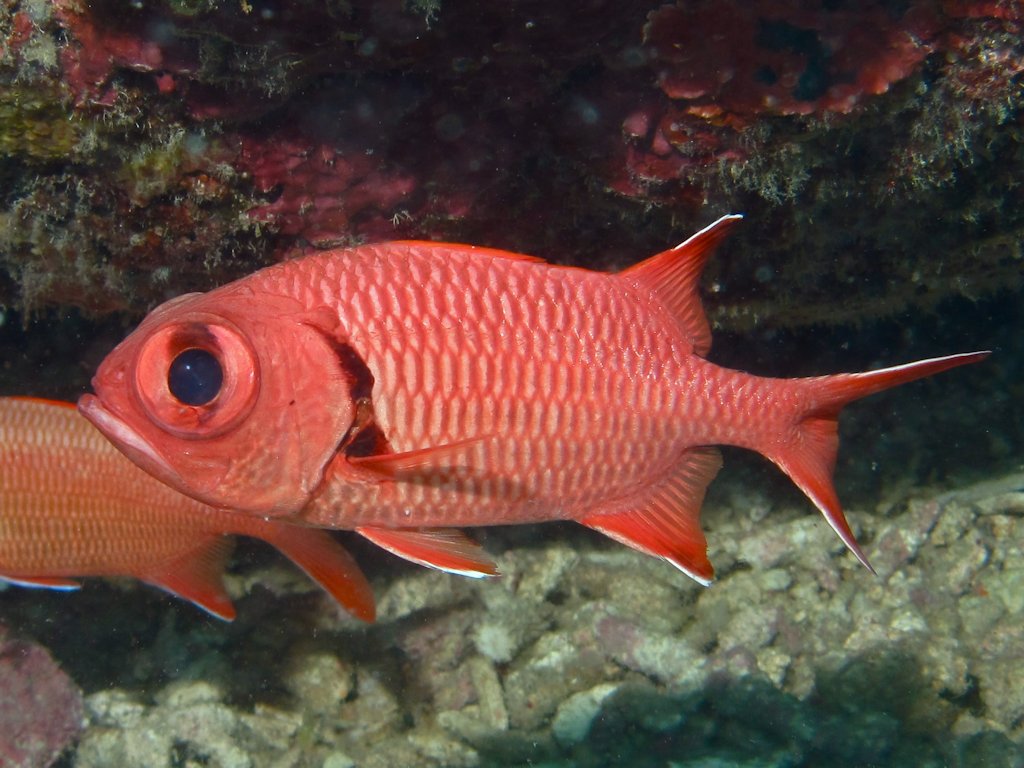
[767,351,989,571]
[806,351,990,417]
[769,415,873,571]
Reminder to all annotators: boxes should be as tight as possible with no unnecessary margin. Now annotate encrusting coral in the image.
[0,0,1020,327]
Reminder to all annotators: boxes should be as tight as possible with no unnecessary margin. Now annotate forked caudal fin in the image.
[766,351,990,571]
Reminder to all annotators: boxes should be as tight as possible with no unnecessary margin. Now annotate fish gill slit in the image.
[315,332,393,459]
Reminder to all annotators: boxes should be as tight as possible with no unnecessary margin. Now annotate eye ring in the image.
[133,316,259,440]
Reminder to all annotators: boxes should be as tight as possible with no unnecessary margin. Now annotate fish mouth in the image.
[77,394,184,490]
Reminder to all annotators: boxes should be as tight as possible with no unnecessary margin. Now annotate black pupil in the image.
[168,348,223,406]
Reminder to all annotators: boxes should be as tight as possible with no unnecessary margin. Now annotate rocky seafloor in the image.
[1,454,1021,767]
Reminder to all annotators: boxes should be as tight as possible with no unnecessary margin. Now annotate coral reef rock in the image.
[0,1,1020,328]
[14,471,1018,767]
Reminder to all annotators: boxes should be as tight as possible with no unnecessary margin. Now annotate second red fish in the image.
[0,397,374,621]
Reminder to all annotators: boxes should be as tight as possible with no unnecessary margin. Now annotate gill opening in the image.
[319,335,393,459]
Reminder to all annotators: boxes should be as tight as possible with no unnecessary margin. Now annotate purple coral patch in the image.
[0,627,85,768]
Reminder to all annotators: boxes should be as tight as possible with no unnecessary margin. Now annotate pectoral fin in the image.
[348,436,491,479]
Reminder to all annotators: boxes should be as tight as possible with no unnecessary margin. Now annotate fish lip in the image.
[77,394,181,485]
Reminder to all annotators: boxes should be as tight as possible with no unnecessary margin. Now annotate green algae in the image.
[0,85,90,162]
[114,128,220,205]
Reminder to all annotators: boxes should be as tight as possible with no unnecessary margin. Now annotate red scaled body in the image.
[0,398,373,621]
[80,216,987,586]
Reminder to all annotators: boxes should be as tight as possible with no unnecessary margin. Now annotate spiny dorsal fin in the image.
[357,526,499,578]
[392,241,546,264]
[140,536,237,621]
[619,214,742,357]
[579,447,723,585]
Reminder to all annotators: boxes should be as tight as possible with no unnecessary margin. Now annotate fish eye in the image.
[133,317,259,440]
[168,348,223,406]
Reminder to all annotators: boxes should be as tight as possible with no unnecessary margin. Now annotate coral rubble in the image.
[11,470,1018,767]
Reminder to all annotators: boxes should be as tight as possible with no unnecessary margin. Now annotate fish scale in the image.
[80,215,989,587]
[286,243,689,530]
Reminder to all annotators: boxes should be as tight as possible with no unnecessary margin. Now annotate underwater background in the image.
[0,1,1022,766]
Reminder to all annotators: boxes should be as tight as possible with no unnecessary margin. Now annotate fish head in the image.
[79,287,360,516]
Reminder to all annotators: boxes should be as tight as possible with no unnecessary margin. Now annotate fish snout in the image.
[77,393,189,496]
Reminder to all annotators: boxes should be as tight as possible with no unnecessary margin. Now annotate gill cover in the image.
[81,290,360,516]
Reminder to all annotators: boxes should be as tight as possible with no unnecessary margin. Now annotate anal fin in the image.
[357,527,499,578]
[579,447,722,585]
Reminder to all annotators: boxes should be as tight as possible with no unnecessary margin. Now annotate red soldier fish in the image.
[79,215,988,585]
[0,397,374,621]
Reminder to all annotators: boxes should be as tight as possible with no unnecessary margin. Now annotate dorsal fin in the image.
[579,447,722,585]
[619,214,742,357]
[392,241,546,264]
